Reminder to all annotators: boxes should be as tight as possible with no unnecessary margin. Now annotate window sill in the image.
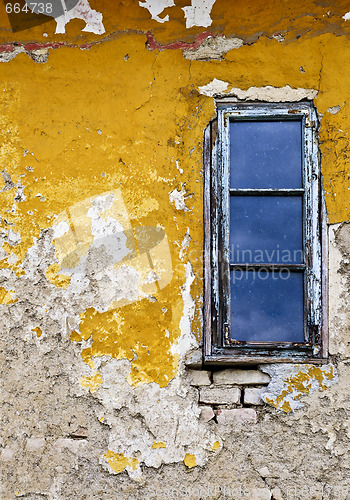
[184,348,328,369]
[203,354,329,367]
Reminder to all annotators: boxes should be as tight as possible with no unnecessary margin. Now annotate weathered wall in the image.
[0,1,350,498]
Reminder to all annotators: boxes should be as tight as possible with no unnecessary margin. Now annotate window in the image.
[203,101,328,364]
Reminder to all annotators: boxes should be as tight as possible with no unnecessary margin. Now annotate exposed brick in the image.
[244,388,265,405]
[199,406,215,422]
[215,408,257,425]
[187,369,211,386]
[184,349,202,368]
[213,369,270,386]
[199,386,241,405]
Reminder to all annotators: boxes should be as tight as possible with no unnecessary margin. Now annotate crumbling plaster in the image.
[0,1,350,498]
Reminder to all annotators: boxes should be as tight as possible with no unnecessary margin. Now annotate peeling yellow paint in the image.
[266,365,335,413]
[31,327,42,338]
[184,453,197,468]
[152,441,166,449]
[0,25,348,396]
[80,347,95,368]
[281,401,292,413]
[70,330,82,342]
[212,441,220,450]
[0,287,17,305]
[77,304,178,388]
[80,371,103,393]
[45,263,71,289]
[103,450,139,474]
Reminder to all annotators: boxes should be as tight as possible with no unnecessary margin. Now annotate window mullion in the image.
[229,188,305,196]
[229,264,306,270]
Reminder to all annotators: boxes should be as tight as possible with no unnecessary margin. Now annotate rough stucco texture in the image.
[1,0,350,498]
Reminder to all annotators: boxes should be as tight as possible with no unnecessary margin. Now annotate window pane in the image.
[230,270,304,342]
[230,120,302,189]
[229,196,303,264]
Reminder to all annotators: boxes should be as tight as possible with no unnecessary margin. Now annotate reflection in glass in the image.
[230,270,304,342]
[230,120,302,189]
[229,196,303,264]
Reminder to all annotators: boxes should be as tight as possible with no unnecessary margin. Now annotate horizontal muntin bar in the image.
[229,188,304,196]
[229,263,306,270]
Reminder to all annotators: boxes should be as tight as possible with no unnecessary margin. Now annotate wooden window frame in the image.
[203,101,328,365]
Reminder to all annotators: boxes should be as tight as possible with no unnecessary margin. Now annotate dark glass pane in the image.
[230,270,304,342]
[230,120,302,189]
[229,196,303,264]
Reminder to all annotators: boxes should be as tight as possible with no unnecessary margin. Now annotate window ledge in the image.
[203,355,329,367]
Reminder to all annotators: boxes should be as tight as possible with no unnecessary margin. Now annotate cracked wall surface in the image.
[1,1,350,499]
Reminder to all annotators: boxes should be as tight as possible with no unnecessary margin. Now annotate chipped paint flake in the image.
[54,0,105,35]
[31,326,42,338]
[184,453,197,468]
[139,0,175,23]
[342,12,350,21]
[261,364,337,413]
[199,83,317,101]
[152,441,166,449]
[45,263,71,289]
[327,105,341,114]
[169,185,191,211]
[103,450,139,474]
[212,441,220,450]
[173,262,197,358]
[225,85,318,102]
[198,78,229,97]
[80,371,103,393]
[182,0,216,28]
[0,287,17,304]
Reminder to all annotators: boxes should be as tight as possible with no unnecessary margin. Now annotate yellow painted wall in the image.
[0,1,349,385]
